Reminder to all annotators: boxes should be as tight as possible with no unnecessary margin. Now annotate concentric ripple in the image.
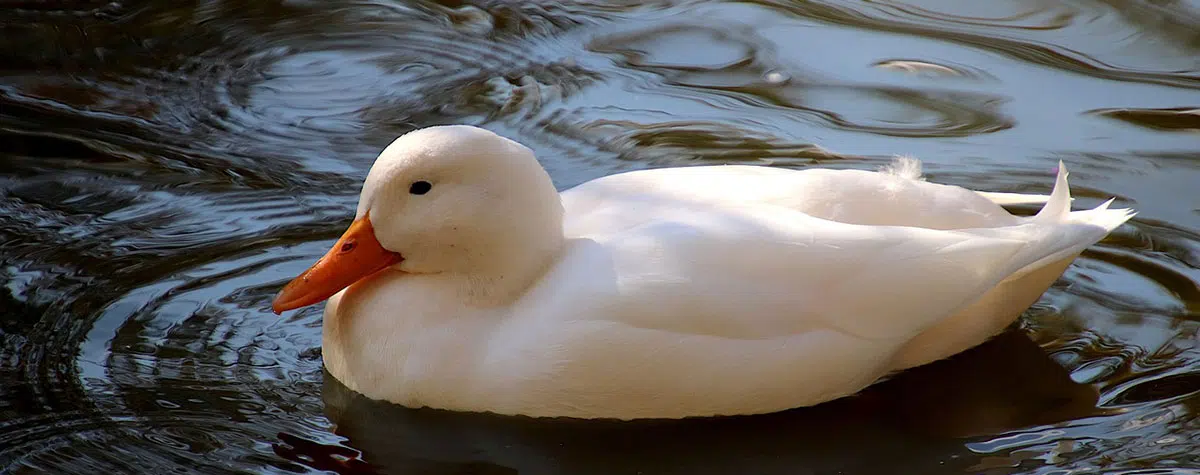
[2,0,1198,474]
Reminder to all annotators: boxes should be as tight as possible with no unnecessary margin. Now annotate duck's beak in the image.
[272,213,403,314]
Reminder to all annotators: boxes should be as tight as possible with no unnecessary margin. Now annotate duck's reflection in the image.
[284,329,1105,474]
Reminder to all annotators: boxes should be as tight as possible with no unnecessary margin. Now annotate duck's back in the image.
[561,162,1022,235]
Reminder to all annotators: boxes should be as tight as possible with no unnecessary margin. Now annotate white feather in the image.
[313,126,1135,420]
[879,155,924,181]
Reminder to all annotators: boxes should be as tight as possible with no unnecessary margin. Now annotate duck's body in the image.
[275,126,1134,420]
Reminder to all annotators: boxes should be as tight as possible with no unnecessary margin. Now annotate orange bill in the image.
[272,213,403,314]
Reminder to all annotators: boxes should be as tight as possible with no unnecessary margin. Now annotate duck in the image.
[272,125,1135,420]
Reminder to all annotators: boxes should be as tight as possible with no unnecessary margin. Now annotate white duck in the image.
[273,125,1134,420]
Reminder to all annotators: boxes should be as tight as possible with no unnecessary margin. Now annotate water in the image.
[1,0,1197,473]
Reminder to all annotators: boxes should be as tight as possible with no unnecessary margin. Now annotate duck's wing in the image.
[556,161,1128,340]
[567,203,1024,343]
[503,205,1038,417]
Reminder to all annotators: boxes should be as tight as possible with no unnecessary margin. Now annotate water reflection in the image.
[1,0,1198,473]
[304,330,1163,474]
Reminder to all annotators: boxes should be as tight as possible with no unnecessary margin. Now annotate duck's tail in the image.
[1004,161,1135,278]
[1033,161,1136,228]
[1033,161,1075,222]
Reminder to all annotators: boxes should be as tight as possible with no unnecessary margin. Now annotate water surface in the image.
[1,0,1198,473]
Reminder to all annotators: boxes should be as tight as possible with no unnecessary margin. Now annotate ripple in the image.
[0,0,605,184]
[1090,107,1200,132]
[591,19,1014,138]
[778,85,1014,137]
[0,123,350,473]
[1,0,1198,473]
[580,119,843,165]
[0,234,337,472]
[874,58,995,80]
[1108,371,1200,406]
[592,23,760,72]
[747,0,1200,89]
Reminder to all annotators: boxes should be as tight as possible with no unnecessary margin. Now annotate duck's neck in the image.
[453,230,565,306]
[427,188,567,306]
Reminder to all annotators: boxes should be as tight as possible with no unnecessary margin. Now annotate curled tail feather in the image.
[1034,161,1073,223]
[1031,161,1136,229]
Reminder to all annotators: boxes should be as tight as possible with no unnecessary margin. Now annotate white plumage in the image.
[298,125,1135,420]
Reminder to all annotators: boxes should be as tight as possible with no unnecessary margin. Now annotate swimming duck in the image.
[272,125,1134,420]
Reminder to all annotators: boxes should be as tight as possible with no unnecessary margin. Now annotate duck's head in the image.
[272,125,564,314]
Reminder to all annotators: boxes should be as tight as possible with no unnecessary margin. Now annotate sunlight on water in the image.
[1,0,1197,473]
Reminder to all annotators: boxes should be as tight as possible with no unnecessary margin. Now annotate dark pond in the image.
[2,0,1199,473]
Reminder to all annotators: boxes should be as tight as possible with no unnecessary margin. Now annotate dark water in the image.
[1,0,1198,473]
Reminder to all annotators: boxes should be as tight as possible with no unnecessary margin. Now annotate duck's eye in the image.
[409,181,432,195]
